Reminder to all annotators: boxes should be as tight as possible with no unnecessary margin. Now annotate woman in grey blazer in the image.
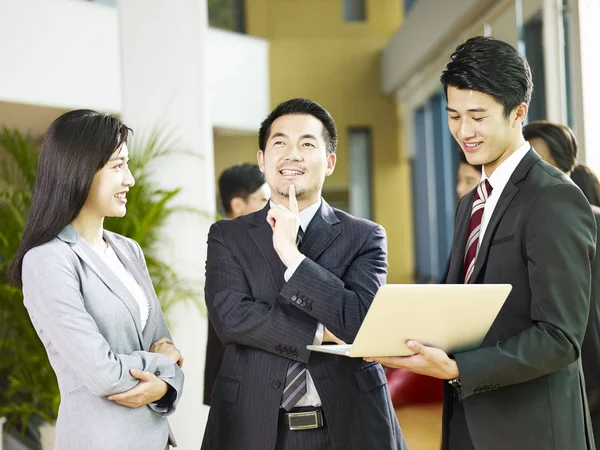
[10,110,185,450]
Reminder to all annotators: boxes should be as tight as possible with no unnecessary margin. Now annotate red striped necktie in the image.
[464,179,493,284]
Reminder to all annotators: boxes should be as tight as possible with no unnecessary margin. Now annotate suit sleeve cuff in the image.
[284,254,306,282]
[313,323,324,345]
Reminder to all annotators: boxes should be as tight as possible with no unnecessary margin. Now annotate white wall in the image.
[207,29,270,132]
[572,0,600,172]
[0,0,121,112]
[118,0,215,446]
[0,0,269,131]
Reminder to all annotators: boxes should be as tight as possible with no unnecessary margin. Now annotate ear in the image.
[513,103,528,127]
[229,197,245,218]
[257,150,265,172]
[325,152,337,176]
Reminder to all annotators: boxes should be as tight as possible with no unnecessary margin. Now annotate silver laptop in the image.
[307,284,511,358]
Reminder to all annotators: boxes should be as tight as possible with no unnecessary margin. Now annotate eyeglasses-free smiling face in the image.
[446,86,527,177]
[82,143,135,220]
[257,114,336,208]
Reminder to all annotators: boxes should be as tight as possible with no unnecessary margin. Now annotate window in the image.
[523,12,547,122]
[208,0,245,33]
[85,0,117,6]
[562,0,574,127]
[411,91,458,283]
[348,128,372,219]
[344,0,366,22]
[404,0,419,17]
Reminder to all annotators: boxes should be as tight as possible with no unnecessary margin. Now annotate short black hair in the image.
[571,164,600,208]
[440,36,533,118]
[458,150,482,173]
[258,98,338,154]
[218,163,265,215]
[523,120,578,173]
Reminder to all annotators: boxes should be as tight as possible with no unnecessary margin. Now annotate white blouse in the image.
[96,243,150,330]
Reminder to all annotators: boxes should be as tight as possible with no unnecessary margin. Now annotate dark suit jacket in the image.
[201,201,406,450]
[584,205,600,443]
[203,320,224,405]
[443,150,597,450]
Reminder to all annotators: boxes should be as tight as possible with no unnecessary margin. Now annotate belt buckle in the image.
[286,410,323,430]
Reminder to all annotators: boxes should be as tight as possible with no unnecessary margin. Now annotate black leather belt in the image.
[281,407,325,430]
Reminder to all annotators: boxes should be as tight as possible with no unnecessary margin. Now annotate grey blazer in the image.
[21,226,184,450]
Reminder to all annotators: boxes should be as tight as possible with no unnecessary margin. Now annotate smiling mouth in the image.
[114,192,127,201]
[463,141,483,152]
[279,169,304,176]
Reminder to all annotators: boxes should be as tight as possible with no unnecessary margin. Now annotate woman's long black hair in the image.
[9,109,132,288]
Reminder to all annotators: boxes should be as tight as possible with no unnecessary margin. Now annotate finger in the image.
[108,391,132,401]
[288,184,298,214]
[406,340,426,355]
[177,356,184,368]
[154,337,173,345]
[130,368,153,381]
[266,209,277,228]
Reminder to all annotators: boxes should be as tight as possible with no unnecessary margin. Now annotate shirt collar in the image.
[482,141,530,193]
[269,198,322,232]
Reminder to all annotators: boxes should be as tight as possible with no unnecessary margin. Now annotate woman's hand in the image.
[107,369,168,407]
[150,337,184,367]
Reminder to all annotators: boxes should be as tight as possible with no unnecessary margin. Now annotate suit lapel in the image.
[300,201,341,262]
[248,205,287,291]
[447,192,473,283]
[247,200,342,289]
[469,182,519,284]
[59,226,145,348]
[469,149,539,284]
[104,231,158,349]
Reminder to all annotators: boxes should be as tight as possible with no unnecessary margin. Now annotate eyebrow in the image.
[270,132,319,141]
[446,106,488,113]
[270,132,288,140]
[109,156,128,162]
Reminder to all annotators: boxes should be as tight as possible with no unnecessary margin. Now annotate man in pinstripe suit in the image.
[202,98,406,450]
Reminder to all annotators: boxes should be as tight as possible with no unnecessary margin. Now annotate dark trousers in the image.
[448,396,475,450]
[275,408,332,450]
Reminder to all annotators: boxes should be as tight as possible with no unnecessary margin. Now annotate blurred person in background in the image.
[572,164,600,208]
[524,120,600,444]
[9,110,184,450]
[204,163,269,406]
[456,150,483,200]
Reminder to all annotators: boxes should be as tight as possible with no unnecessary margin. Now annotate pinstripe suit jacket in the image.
[21,226,184,450]
[202,201,406,450]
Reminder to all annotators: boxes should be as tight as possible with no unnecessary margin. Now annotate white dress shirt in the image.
[269,199,323,407]
[479,142,531,247]
[95,243,150,330]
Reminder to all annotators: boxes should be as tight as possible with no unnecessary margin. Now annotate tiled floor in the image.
[396,402,443,450]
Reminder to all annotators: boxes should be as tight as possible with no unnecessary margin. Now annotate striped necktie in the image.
[281,225,307,410]
[463,180,493,284]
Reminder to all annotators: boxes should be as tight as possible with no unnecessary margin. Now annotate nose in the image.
[457,119,475,140]
[124,167,135,187]
[284,143,303,161]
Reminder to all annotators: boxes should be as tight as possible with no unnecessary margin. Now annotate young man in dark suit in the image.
[367,37,597,450]
[202,98,406,449]
[203,163,269,406]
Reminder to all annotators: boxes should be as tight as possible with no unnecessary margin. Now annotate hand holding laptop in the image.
[364,339,460,380]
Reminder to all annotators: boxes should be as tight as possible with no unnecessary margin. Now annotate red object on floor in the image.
[386,368,444,407]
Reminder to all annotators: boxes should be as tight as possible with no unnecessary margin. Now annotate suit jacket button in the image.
[272,380,281,389]
[291,295,297,301]
[154,370,161,377]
